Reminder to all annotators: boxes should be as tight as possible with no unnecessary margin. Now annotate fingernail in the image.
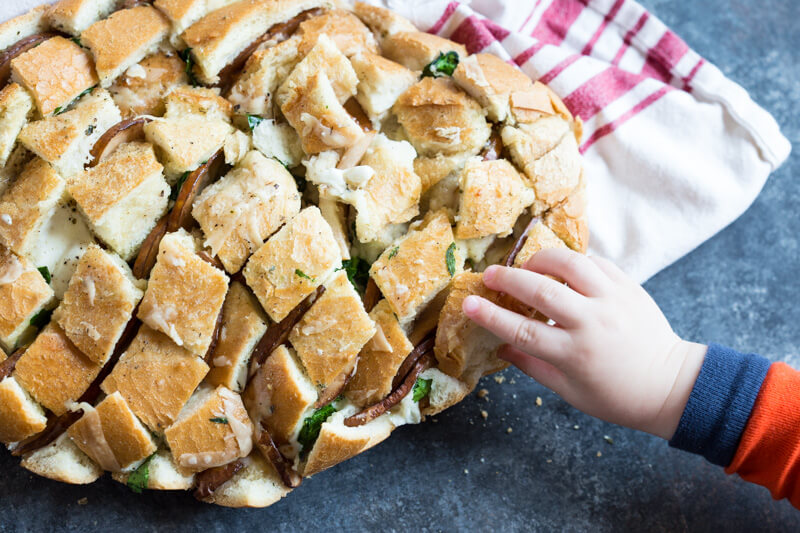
[463,295,480,314]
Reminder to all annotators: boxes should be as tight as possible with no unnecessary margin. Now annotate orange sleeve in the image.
[725,362,800,507]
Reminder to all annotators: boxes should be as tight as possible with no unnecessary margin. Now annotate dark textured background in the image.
[2,1,799,531]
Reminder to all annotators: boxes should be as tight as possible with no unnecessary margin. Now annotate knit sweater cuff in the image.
[668,343,770,466]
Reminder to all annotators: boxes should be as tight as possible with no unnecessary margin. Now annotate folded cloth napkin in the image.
[2,0,791,282]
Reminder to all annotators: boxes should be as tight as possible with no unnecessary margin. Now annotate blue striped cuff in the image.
[668,343,770,467]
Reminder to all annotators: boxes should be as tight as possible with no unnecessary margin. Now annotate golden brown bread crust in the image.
[138,230,230,357]
[14,322,101,416]
[297,9,378,57]
[67,391,157,471]
[544,171,589,253]
[101,325,210,433]
[289,270,376,389]
[52,245,143,365]
[0,157,64,257]
[0,246,54,349]
[242,344,316,447]
[0,83,34,167]
[10,36,99,116]
[205,281,268,392]
[108,52,189,118]
[81,6,170,87]
[0,376,48,444]
[393,77,491,158]
[513,221,568,268]
[344,299,414,407]
[243,206,340,323]
[382,31,467,72]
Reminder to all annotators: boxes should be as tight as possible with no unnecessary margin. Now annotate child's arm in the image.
[462,248,800,506]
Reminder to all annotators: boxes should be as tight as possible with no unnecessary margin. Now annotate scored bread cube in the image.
[10,36,99,117]
[0,157,65,257]
[0,375,48,444]
[52,245,145,365]
[46,0,119,36]
[281,70,364,154]
[301,405,392,477]
[101,325,210,433]
[180,0,331,85]
[205,281,268,392]
[192,150,301,274]
[138,229,229,357]
[350,52,416,119]
[453,53,543,123]
[203,451,291,508]
[243,206,341,323]
[414,151,470,194]
[0,83,34,167]
[393,78,491,158]
[18,88,122,178]
[20,432,103,485]
[81,5,170,87]
[381,31,466,72]
[0,145,33,198]
[508,82,560,125]
[351,2,416,44]
[370,209,464,324]
[527,132,583,214]
[13,322,101,416]
[67,391,157,471]
[112,448,195,491]
[0,245,54,351]
[296,9,378,57]
[434,272,509,389]
[163,86,233,122]
[288,270,376,390]
[544,171,589,253]
[68,142,169,261]
[153,0,240,46]
[455,158,535,240]
[242,344,317,449]
[164,384,254,471]
[344,299,414,407]
[0,5,49,52]
[143,115,230,181]
[108,52,189,118]
[227,36,302,117]
[276,34,359,110]
[353,134,421,243]
[512,221,568,268]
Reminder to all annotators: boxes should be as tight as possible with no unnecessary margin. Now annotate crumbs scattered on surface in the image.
[480,409,488,419]
[464,469,469,474]
[77,497,88,505]
[596,451,602,457]
[535,396,542,407]
[493,375,505,384]
[604,435,614,445]
[477,388,489,400]
[546,459,552,463]
[506,427,513,434]
[573,424,580,430]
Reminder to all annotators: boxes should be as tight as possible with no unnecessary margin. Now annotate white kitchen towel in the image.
[2,0,791,282]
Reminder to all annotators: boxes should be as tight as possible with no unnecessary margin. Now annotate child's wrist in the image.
[649,340,708,440]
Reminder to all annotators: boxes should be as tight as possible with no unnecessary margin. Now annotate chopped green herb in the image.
[170,171,191,201]
[53,85,96,115]
[52,106,63,115]
[127,454,155,494]
[412,378,433,402]
[246,114,265,131]
[273,156,289,170]
[445,242,457,277]
[70,37,82,47]
[29,308,52,329]
[388,246,399,260]
[295,269,314,282]
[179,48,200,87]
[209,417,228,424]
[298,404,337,457]
[37,266,51,284]
[421,51,460,79]
[85,124,95,136]
[340,257,371,293]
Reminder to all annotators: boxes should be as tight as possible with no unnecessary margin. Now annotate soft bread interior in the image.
[21,433,104,485]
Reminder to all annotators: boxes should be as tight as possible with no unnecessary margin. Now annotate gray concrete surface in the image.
[1,0,799,531]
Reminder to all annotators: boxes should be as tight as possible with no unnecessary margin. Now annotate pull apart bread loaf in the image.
[0,0,587,507]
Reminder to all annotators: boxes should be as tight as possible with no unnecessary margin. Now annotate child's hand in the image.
[462,249,707,440]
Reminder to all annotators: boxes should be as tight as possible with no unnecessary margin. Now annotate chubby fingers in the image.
[463,295,571,364]
[497,344,567,394]
[483,265,585,328]
[524,248,610,297]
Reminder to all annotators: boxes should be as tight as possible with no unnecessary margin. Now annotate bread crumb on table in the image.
[535,396,542,407]
[77,497,88,505]
[480,409,488,419]
[477,388,489,400]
